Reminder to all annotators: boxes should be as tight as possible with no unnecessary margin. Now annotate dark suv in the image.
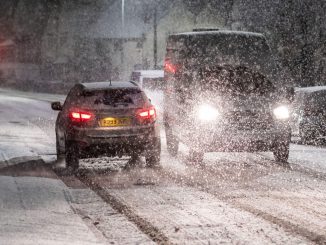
[51,81,161,170]
[163,30,292,163]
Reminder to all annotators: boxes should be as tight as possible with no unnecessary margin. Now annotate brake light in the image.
[137,106,156,123]
[164,59,177,74]
[69,111,93,123]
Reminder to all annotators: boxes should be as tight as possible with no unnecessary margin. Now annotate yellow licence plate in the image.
[100,117,131,127]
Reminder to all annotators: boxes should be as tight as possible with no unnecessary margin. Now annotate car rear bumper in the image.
[66,124,160,157]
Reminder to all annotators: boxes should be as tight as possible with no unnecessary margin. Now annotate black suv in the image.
[163,30,292,163]
[51,81,161,170]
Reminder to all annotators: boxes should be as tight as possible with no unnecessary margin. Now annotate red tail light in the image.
[136,106,156,124]
[69,111,93,123]
[164,59,178,74]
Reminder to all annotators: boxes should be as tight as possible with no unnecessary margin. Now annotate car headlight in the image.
[196,104,220,121]
[273,105,290,120]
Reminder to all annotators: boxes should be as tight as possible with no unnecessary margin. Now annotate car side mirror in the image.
[51,101,62,111]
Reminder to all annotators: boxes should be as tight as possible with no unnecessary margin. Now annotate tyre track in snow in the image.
[231,197,326,244]
[64,169,171,244]
[64,152,324,244]
[72,167,310,244]
[54,148,326,244]
[159,150,326,244]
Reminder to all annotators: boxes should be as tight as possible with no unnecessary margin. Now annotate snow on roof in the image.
[132,70,164,78]
[295,86,326,93]
[171,30,265,38]
[80,81,139,91]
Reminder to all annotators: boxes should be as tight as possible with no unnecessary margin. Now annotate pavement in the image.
[0,90,103,244]
[0,174,105,245]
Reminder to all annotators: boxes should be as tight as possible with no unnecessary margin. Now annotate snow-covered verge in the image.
[0,89,108,244]
[0,93,58,167]
[0,175,105,245]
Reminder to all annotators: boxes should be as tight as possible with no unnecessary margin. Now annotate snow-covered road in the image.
[1,88,326,244]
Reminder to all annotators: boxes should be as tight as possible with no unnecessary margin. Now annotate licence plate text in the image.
[100,117,131,127]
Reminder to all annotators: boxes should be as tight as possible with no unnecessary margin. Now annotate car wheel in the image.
[145,139,161,168]
[56,139,61,160]
[273,141,290,164]
[126,153,141,168]
[65,141,79,172]
[188,150,204,164]
[165,125,179,156]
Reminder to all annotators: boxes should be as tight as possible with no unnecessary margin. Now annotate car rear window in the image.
[78,88,147,108]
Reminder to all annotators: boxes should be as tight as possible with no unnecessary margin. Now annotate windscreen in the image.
[178,66,275,96]
[168,34,272,67]
[175,35,269,59]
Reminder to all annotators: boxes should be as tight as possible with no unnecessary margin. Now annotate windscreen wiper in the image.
[103,100,133,107]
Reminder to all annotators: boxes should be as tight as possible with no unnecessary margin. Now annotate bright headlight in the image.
[196,104,220,121]
[273,105,290,120]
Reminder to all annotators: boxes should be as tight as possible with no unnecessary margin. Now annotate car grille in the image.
[225,110,273,130]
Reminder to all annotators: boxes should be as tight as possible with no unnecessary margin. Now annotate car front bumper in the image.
[180,123,291,152]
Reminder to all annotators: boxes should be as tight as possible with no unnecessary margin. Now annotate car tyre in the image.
[273,141,290,164]
[56,137,61,160]
[165,125,179,156]
[145,139,161,168]
[65,141,79,172]
[126,153,141,168]
[188,150,204,164]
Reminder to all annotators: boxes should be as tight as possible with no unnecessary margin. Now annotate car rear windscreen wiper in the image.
[103,100,134,107]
